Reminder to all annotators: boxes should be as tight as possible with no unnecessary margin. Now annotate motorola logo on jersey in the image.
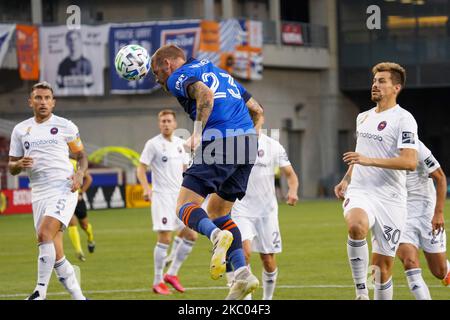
[377,121,387,131]
[356,131,383,142]
[27,139,59,148]
[162,156,168,162]
[50,127,58,135]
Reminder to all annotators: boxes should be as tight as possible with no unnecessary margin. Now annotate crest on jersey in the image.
[24,141,30,150]
[162,217,167,224]
[377,121,387,131]
[50,127,58,135]
[257,149,264,157]
[162,156,168,162]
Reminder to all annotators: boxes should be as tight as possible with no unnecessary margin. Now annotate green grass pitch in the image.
[1,200,449,300]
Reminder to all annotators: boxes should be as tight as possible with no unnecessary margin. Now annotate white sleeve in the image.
[397,113,419,151]
[65,120,80,143]
[275,142,291,168]
[140,140,155,166]
[9,126,24,157]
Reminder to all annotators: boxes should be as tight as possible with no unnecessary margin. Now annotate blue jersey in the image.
[167,58,255,140]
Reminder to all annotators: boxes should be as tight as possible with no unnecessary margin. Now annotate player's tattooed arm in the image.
[246,97,264,132]
[70,150,88,192]
[8,156,33,175]
[187,81,214,132]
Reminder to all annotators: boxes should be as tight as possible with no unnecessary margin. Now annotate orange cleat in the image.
[164,274,185,293]
[152,282,172,295]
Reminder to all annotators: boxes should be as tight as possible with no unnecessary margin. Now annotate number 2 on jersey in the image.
[201,72,242,100]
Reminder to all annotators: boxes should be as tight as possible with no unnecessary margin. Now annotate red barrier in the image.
[0,189,32,215]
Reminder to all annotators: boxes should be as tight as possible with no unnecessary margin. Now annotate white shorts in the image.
[151,192,184,231]
[343,190,407,257]
[232,214,281,254]
[399,200,447,253]
[32,191,79,231]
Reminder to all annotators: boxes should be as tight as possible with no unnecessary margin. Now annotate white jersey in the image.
[406,140,440,217]
[347,104,419,205]
[139,134,189,194]
[9,114,82,202]
[232,133,291,217]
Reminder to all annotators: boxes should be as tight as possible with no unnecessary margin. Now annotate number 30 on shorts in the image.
[383,225,401,244]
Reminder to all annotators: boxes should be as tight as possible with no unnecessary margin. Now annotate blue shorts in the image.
[182,134,258,202]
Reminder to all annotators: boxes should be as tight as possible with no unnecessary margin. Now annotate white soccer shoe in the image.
[210,230,233,280]
[225,269,259,300]
[355,294,370,300]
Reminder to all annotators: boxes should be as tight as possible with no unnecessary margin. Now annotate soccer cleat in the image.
[442,272,450,286]
[88,241,96,253]
[76,252,86,262]
[225,270,259,300]
[355,294,370,300]
[25,290,45,300]
[152,282,172,295]
[210,230,233,280]
[163,274,185,293]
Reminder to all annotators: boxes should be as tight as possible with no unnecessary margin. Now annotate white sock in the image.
[226,271,235,287]
[35,241,56,298]
[347,237,369,297]
[405,268,431,300]
[445,260,450,277]
[262,268,278,300]
[210,228,221,243]
[167,238,194,276]
[154,242,169,285]
[54,257,86,300]
[374,277,393,300]
[167,236,182,261]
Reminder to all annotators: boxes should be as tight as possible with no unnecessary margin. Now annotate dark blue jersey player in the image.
[151,45,264,300]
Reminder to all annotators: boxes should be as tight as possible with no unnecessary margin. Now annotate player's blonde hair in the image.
[31,81,54,96]
[151,45,186,67]
[372,62,406,88]
[158,109,176,119]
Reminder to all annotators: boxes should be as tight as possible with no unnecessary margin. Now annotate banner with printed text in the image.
[109,20,200,94]
[39,25,110,96]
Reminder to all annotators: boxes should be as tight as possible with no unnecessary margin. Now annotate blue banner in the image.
[109,22,158,94]
[109,20,200,95]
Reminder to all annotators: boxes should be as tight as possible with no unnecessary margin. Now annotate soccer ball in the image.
[114,44,150,81]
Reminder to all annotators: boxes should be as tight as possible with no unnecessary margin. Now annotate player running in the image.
[334,62,419,300]
[8,81,87,300]
[397,140,450,299]
[151,44,264,299]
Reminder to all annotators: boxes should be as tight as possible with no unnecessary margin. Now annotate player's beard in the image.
[371,92,382,102]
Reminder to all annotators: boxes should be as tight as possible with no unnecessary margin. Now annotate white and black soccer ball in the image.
[114,44,150,81]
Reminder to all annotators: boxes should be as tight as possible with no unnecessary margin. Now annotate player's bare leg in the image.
[371,253,395,300]
[153,230,172,295]
[53,230,85,300]
[397,243,431,299]
[344,208,370,300]
[424,251,450,286]
[176,187,233,281]
[260,253,278,300]
[207,194,259,300]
